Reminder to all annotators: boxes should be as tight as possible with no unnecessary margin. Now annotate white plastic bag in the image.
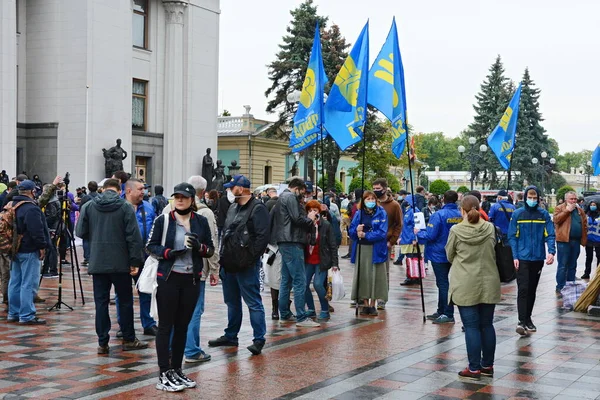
[331,269,345,301]
[137,257,158,294]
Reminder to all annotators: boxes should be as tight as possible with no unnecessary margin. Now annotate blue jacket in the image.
[12,196,50,254]
[399,205,420,245]
[134,200,156,243]
[489,200,516,235]
[587,214,600,244]
[417,203,462,263]
[508,186,556,261]
[349,206,388,264]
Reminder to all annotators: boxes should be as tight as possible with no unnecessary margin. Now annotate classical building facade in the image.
[0,0,219,192]
[217,107,358,191]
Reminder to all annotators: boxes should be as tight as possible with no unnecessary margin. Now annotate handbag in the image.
[494,226,516,282]
[407,257,426,279]
[137,214,169,294]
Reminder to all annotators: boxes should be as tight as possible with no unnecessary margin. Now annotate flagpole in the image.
[404,118,426,323]
[355,123,367,317]
[321,128,325,192]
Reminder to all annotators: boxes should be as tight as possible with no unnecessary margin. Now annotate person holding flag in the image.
[289,22,328,154]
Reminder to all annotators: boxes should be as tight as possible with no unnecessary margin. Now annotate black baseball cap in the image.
[171,183,195,198]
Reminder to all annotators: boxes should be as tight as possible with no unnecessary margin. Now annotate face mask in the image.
[144,189,149,195]
[227,191,235,203]
[174,207,192,215]
[591,206,597,211]
[526,199,538,208]
[365,201,376,209]
[373,190,385,198]
[397,196,404,201]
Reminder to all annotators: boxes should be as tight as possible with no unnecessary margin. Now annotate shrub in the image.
[556,185,575,202]
[429,179,451,196]
[456,185,470,194]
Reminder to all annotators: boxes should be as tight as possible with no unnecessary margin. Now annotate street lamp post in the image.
[286,89,308,181]
[458,136,487,190]
[583,160,593,192]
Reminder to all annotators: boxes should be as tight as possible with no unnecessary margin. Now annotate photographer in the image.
[41,184,60,278]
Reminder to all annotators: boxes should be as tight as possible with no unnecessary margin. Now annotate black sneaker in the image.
[341,254,351,259]
[116,330,123,338]
[581,274,590,280]
[525,321,537,332]
[247,340,265,355]
[516,322,529,337]
[156,369,186,392]
[173,368,196,388]
[43,273,59,278]
[208,336,238,347]
[60,260,70,266]
[97,344,109,355]
[122,338,149,351]
[20,317,46,325]
[393,259,403,266]
[426,312,440,321]
[81,260,89,266]
[271,312,279,320]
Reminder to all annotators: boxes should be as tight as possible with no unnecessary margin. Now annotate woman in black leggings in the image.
[147,182,214,392]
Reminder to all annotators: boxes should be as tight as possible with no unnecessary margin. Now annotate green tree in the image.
[457,186,470,194]
[221,109,231,117]
[430,179,451,196]
[467,55,511,188]
[414,132,467,171]
[556,150,593,173]
[547,173,567,194]
[557,185,575,201]
[317,175,343,193]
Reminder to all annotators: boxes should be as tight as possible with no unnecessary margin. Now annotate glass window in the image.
[132,0,148,48]
[132,80,147,130]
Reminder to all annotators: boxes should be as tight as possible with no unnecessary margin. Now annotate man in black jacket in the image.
[76,179,148,354]
[7,180,49,325]
[271,177,319,328]
[208,175,270,355]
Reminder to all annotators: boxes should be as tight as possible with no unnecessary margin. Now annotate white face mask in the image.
[227,190,235,203]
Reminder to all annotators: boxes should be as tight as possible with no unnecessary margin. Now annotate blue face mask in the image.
[365,201,376,209]
[526,199,538,207]
[591,206,598,211]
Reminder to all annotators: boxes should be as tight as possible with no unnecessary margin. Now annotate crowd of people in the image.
[1,168,599,390]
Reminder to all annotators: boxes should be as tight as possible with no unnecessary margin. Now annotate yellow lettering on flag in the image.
[499,107,513,131]
[373,53,399,107]
[299,68,316,108]
[501,139,513,152]
[333,56,362,106]
[391,119,406,139]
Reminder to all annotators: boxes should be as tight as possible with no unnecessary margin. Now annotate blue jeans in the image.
[82,239,90,260]
[305,264,329,314]
[220,261,266,342]
[278,243,307,322]
[431,262,453,318]
[93,273,135,345]
[8,252,40,322]
[116,279,156,330]
[185,280,207,357]
[458,304,496,371]
[556,240,581,291]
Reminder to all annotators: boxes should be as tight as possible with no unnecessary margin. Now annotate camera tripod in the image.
[40,183,85,310]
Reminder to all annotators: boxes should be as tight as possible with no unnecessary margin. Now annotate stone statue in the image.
[227,160,241,179]
[202,148,214,191]
[212,160,226,192]
[290,160,299,177]
[102,138,128,178]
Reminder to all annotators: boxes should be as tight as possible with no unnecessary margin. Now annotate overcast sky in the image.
[218,0,599,154]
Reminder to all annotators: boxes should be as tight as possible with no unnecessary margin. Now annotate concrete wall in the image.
[0,0,17,176]
[17,123,58,181]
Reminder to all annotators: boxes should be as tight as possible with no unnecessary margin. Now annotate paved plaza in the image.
[1,246,599,399]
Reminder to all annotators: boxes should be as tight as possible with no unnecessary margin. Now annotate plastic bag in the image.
[561,281,587,310]
[331,269,345,301]
[136,257,158,294]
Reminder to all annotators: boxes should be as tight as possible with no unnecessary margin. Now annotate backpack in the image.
[0,201,31,258]
[220,200,261,273]
[152,196,169,215]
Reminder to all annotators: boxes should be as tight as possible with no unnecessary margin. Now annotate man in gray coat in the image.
[76,179,148,354]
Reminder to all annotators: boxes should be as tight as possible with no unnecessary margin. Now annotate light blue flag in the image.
[367,17,408,158]
[324,22,369,151]
[289,22,328,152]
[593,143,600,176]
[487,84,522,170]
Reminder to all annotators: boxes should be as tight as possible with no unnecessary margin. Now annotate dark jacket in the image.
[265,196,279,212]
[151,194,169,216]
[80,191,98,208]
[2,188,18,208]
[308,219,339,270]
[414,192,427,212]
[222,197,270,265]
[76,190,144,274]
[146,211,214,282]
[489,200,516,235]
[508,186,556,261]
[417,203,462,263]
[272,189,313,245]
[12,196,49,254]
[217,196,232,229]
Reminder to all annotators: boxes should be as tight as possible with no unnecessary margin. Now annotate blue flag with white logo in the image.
[593,143,600,176]
[368,18,408,158]
[487,84,522,170]
[289,22,328,153]
[324,22,369,151]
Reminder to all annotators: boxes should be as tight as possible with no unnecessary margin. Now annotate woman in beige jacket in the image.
[445,195,501,381]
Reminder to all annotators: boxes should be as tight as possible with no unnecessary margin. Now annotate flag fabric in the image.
[593,143,600,176]
[367,18,408,158]
[324,22,369,151]
[289,22,328,153]
[409,135,415,161]
[487,84,522,170]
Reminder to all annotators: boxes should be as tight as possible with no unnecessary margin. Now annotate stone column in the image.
[162,1,187,193]
[0,0,17,176]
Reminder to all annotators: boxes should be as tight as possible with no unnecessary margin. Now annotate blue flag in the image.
[487,84,522,170]
[593,143,600,176]
[324,22,369,151]
[367,18,408,158]
[289,22,328,153]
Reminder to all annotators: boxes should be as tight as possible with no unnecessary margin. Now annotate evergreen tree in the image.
[468,55,511,188]
[510,68,549,190]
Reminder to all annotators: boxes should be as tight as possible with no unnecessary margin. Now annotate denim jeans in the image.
[458,304,496,371]
[93,273,135,346]
[305,264,329,314]
[431,262,453,318]
[185,280,207,357]
[8,252,41,322]
[116,277,156,330]
[278,243,307,322]
[220,260,266,342]
[82,239,90,261]
[556,240,581,291]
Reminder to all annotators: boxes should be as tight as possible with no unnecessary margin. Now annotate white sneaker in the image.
[156,369,186,392]
[296,319,320,328]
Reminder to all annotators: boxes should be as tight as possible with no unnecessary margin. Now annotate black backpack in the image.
[219,200,261,273]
